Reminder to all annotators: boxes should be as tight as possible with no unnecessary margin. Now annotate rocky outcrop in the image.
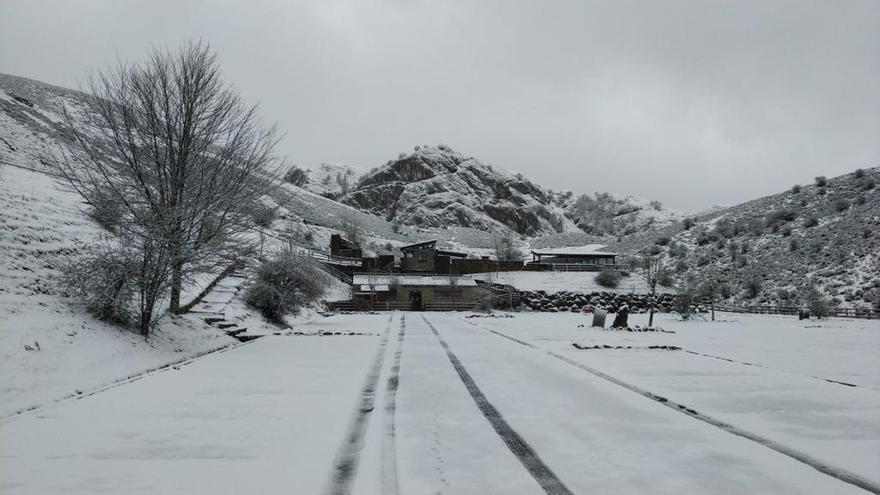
[340,146,572,235]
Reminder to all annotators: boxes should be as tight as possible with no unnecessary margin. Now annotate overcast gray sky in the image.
[1,0,878,211]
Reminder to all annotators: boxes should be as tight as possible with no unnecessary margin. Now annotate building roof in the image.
[530,244,617,257]
[352,274,477,287]
[400,240,436,251]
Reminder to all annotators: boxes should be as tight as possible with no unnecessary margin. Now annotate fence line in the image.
[715,304,879,320]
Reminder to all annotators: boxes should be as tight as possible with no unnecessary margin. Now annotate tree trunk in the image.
[648,308,655,328]
[169,258,184,314]
[711,300,715,321]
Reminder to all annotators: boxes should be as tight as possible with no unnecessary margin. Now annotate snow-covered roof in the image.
[351,274,477,287]
[530,244,617,256]
[357,284,390,292]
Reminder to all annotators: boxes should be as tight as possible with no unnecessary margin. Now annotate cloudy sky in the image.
[1,0,878,211]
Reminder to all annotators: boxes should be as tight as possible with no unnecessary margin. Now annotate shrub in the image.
[673,289,695,320]
[816,187,827,196]
[246,249,328,323]
[791,184,801,194]
[854,195,866,206]
[682,217,695,230]
[831,198,849,212]
[861,177,875,191]
[63,242,137,326]
[815,176,827,187]
[595,269,622,288]
[675,260,688,273]
[780,226,792,237]
[804,215,818,228]
[744,275,762,298]
[658,272,675,288]
[303,231,314,243]
[251,204,277,228]
[805,283,829,318]
[854,168,865,179]
[645,245,663,256]
[655,236,671,246]
[650,200,663,211]
[766,208,798,225]
[283,166,308,186]
[391,220,402,233]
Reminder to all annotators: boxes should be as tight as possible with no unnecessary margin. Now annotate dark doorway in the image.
[409,290,423,311]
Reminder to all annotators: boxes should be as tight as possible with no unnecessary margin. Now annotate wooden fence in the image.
[715,304,880,320]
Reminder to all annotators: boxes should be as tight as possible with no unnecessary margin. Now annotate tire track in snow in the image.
[324,314,394,495]
[682,350,876,390]
[464,318,880,495]
[381,315,406,495]
[0,338,260,424]
[422,315,575,495]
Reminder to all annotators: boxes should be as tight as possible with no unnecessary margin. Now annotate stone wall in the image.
[520,290,677,313]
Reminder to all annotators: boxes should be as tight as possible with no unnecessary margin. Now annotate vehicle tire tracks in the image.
[463,317,880,495]
[422,315,575,495]
[381,315,406,495]
[324,314,394,495]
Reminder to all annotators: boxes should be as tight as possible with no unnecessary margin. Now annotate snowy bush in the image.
[595,269,622,288]
[744,275,762,298]
[831,198,849,212]
[815,176,827,187]
[251,204,277,228]
[805,283,829,318]
[85,189,124,233]
[854,168,865,179]
[682,217,695,230]
[804,215,819,228]
[791,184,801,194]
[283,166,308,186]
[246,248,328,323]
[62,241,138,327]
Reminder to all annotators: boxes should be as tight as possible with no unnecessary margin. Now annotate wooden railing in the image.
[715,304,880,320]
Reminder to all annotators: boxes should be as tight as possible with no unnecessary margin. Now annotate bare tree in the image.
[697,267,722,321]
[641,254,664,327]
[493,228,522,261]
[55,40,279,322]
[338,209,363,244]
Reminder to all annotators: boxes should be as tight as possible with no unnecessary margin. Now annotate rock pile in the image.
[520,290,677,313]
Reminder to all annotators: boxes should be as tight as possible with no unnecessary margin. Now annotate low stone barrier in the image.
[519,290,678,313]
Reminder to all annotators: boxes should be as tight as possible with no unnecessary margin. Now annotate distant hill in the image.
[610,168,880,309]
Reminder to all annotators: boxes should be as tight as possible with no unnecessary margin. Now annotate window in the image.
[418,252,426,261]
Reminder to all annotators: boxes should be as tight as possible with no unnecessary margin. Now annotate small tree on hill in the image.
[641,254,664,327]
[804,280,829,318]
[493,228,522,261]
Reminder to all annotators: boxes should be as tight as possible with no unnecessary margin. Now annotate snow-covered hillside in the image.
[299,162,365,199]
[609,168,880,308]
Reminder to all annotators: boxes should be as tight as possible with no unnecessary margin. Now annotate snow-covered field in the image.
[2,311,878,494]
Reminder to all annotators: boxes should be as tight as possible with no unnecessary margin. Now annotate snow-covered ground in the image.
[2,311,877,493]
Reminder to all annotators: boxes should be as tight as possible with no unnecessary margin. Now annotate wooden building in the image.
[330,233,362,258]
[529,245,618,270]
[399,240,467,273]
[351,274,481,311]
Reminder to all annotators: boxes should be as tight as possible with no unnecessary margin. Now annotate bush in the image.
[672,289,695,320]
[744,275,762,298]
[854,195,866,206]
[251,204,277,228]
[804,215,818,228]
[63,242,137,326]
[861,177,875,191]
[283,166,308,186]
[655,236,671,246]
[682,217,695,230]
[658,272,675,288]
[246,249,328,323]
[805,284,829,318]
[791,184,801,194]
[595,269,622,288]
[645,245,663,256]
[766,208,798,226]
[854,168,865,179]
[816,187,827,196]
[815,176,827,187]
[831,198,849,212]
